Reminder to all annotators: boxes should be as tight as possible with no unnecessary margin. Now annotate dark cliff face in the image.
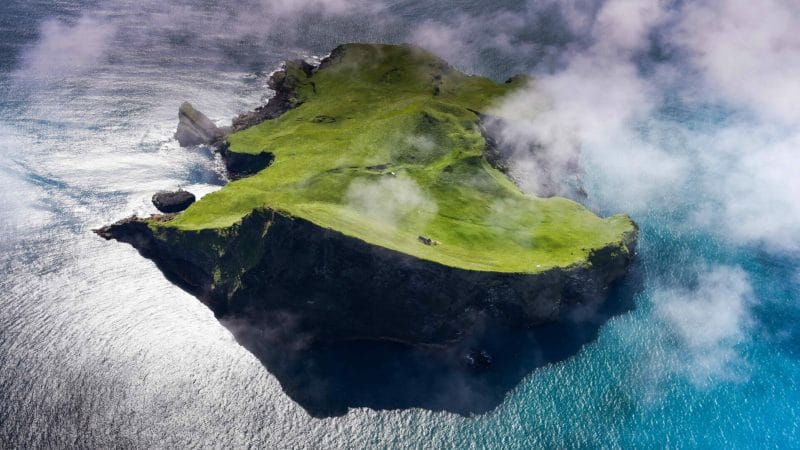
[97,210,637,346]
[97,210,640,418]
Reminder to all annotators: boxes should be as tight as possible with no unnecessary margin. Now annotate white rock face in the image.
[174,102,223,147]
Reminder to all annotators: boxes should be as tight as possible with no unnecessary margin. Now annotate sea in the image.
[1,0,798,448]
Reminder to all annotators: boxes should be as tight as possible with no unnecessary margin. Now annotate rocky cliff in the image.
[97,208,637,346]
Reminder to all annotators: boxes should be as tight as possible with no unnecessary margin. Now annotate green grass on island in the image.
[164,43,635,274]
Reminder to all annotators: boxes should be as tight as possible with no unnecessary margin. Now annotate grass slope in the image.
[165,43,634,273]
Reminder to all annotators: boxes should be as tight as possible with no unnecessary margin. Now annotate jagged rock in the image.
[230,60,314,133]
[152,190,196,213]
[175,102,224,147]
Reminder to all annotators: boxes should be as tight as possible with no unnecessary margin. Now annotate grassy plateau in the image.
[161,43,635,274]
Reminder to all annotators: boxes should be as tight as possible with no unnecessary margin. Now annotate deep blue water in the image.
[1,0,799,448]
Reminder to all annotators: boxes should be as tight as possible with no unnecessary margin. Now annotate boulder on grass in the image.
[152,190,196,213]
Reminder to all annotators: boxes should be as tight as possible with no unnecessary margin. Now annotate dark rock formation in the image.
[95,209,637,347]
[311,115,336,124]
[217,144,275,179]
[152,190,196,213]
[173,60,311,179]
[175,102,225,147]
[230,60,314,133]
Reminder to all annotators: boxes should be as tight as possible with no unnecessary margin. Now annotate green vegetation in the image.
[163,43,634,273]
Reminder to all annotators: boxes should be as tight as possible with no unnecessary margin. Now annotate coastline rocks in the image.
[175,102,224,147]
[218,144,275,179]
[173,60,312,179]
[152,190,196,213]
[230,60,314,133]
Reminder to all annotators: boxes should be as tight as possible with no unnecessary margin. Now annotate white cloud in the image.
[228,0,386,40]
[655,266,753,386]
[411,19,480,71]
[260,0,379,16]
[591,0,668,53]
[408,2,595,74]
[20,15,116,79]
[675,0,800,125]
[697,127,800,252]
[19,0,387,83]
[484,0,684,205]
[446,0,800,251]
[344,174,437,227]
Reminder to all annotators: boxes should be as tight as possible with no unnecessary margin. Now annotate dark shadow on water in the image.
[223,262,643,418]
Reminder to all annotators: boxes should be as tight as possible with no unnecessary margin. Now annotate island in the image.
[97,43,638,348]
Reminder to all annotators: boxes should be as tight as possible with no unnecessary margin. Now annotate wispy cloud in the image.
[19,14,116,79]
[409,1,591,74]
[655,265,753,386]
[485,0,684,208]
[420,0,800,252]
[675,0,800,125]
[253,0,381,16]
[344,174,437,228]
[16,0,387,83]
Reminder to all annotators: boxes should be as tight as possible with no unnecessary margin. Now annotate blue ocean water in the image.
[1,0,798,448]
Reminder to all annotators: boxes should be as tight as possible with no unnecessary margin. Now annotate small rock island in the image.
[98,44,637,347]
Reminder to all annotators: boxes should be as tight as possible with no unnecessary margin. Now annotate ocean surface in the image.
[1,0,799,448]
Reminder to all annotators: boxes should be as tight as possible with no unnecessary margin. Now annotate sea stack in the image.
[174,102,224,147]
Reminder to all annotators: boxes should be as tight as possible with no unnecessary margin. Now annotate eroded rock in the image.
[175,102,224,147]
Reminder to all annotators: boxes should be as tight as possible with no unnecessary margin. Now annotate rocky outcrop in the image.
[217,144,275,179]
[95,210,637,346]
[174,60,311,177]
[152,190,195,213]
[230,60,314,133]
[175,102,225,147]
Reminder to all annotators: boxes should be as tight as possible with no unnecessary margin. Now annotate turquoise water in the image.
[1,0,798,447]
